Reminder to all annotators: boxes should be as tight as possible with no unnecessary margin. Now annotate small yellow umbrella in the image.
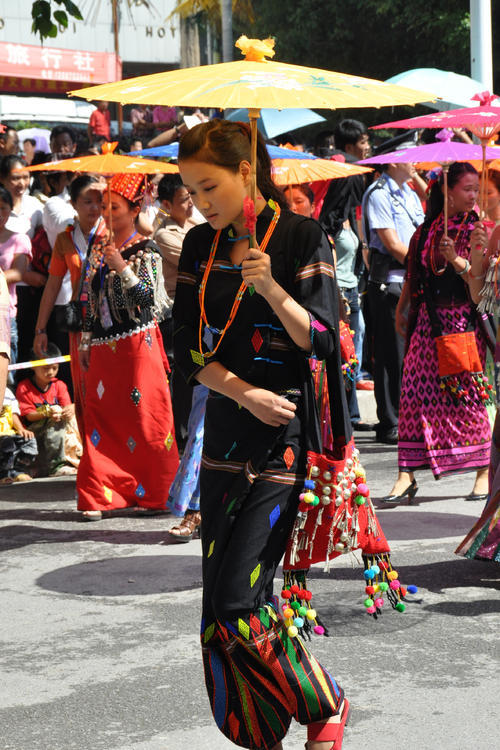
[271,158,371,186]
[23,143,179,176]
[70,37,435,244]
[22,143,179,238]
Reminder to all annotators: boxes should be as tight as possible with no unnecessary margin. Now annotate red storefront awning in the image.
[0,41,121,93]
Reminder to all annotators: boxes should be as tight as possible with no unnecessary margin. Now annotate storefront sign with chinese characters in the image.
[0,41,120,83]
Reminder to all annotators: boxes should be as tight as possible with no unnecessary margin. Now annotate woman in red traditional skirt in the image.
[76,173,179,520]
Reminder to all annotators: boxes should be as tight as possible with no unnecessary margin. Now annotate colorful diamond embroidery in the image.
[190,349,204,366]
[250,563,261,588]
[107,340,117,353]
[145,331,153,349]
[130,387,142,406]
[90,429,101,447]
[251,329,263,352]
[164,432,173,451]
[311,319,327,332]
[259,609,270,628]
[103,485,113,503]
[238,618,250,640]
[127,436,136,453]
[228,712,240,740]
[224,441,237,459]
[226,498,237,515]
[203,622,215,643]
[248,286,255,296]
[207,540,215,557]
[269,504,281,528]
[97,380,105,400]
[135,483,145,498]
[283,446,295,470]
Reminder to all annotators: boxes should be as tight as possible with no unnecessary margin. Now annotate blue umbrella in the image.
[386,68,489,112]
[129,143,317,160]
[225,107,325,139]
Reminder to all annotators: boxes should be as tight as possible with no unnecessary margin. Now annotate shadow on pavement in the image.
[424,598,500,617]
[368,510,478,539]
[0,523,191,552]
[36,554,202,596]
[305,557,500,595]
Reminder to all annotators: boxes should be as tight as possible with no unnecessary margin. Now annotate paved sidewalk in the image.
[0,433,499,750]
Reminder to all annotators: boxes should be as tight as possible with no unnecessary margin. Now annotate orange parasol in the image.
[22,141,179,176]
[271,157,371,186]
[22,142,178,239]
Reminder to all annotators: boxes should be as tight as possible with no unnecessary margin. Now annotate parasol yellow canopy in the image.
[271,158,371,186]
[69,37,437,111]
[22,142,178,175]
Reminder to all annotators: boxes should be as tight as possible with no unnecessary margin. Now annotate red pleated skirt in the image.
[76,324,179,511]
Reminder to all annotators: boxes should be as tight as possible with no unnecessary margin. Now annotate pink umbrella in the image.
[370,91,500,216]
[358,129,500,234]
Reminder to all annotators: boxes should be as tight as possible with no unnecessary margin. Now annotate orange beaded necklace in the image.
[196,200,281,362]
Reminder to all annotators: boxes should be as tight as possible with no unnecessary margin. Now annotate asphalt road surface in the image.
[1,431,499,750]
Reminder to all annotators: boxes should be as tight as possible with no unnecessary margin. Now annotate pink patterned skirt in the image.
[398,302,491,478]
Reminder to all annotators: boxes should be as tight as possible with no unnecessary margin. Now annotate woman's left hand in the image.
[102,244,127,273]
[470,222,489,253]
[439,235,457,262]
[241,248,276,297]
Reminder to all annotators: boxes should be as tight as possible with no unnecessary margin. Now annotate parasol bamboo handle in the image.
[107,179,114,244]
[443,164,449,239]
[248,108,260,247]
[479,139,487,220]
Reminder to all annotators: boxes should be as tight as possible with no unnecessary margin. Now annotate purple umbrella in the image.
[358,130,500,235]
[358,129,500,166]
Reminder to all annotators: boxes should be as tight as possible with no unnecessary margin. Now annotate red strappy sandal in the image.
[306,699,350,749]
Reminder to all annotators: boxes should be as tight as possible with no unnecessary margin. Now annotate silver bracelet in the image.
[456,259,471,276]
[119,265,140,290]
[78,332,92,351]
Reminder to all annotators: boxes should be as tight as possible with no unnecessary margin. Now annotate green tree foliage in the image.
[243,0,472,79]
[235,1,500,128]
[31,0,83,41]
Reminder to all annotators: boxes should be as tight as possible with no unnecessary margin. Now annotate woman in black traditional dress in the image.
[174,120,350,750]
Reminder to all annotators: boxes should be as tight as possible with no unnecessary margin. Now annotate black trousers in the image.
[367,280,405,433]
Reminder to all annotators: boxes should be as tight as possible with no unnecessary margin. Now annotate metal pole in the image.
[112,0,123,134]
[221,0,233,62]
[470,0,493,91]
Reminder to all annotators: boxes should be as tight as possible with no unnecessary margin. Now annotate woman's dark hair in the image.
[70,175,102,203]
[158,173,184,203]
[487,170,500,195]
[23,138,37,148]
[425,161,478,226]
[0,154,26,181]
[284,183,314,205]
[0,184,13,208]
[178,120,287,209]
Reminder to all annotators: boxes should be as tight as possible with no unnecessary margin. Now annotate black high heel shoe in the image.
[380,479,418,505]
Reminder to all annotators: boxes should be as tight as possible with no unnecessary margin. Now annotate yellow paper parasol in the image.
[70,37,435,243]
[22,142,179,176]
[70,37,437,111]
[271,158,371,186]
